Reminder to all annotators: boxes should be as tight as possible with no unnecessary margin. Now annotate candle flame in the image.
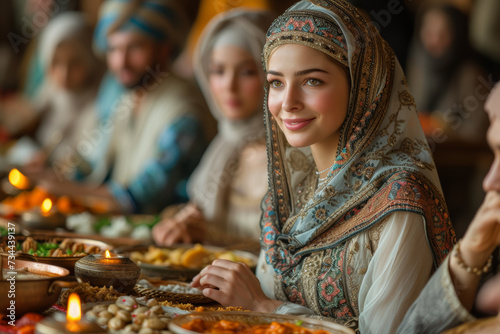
[105,250,111,258]
[8,169,30,190]
[41,198,52,214]
[67,293,81,322]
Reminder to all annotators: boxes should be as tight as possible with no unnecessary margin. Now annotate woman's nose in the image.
[483,157,500,193]
[282,85,303,112]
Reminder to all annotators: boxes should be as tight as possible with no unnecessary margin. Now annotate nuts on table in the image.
[117,309,132,322]
[143,317,168,330]
[108,304,120,314]
[108,317,126,330]
[22,237,37,253]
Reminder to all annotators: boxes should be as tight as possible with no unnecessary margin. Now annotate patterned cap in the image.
[263,2,349,69]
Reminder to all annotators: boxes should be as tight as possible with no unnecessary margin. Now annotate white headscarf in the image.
[39,12,97,74]
[187,9,274,222]
[35,12,102,150]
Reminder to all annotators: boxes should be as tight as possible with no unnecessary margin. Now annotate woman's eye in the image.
[241,69,257,76]
[306,78,321,86]
[269,80,283,88]
[209,68,224,75]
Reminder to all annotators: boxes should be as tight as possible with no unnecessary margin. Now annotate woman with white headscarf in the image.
[153,9,275,246]
[4,11,103,174]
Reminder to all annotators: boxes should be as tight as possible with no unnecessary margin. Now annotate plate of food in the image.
[0,235,112,274]
[119,244,258,281]
[134,279,213,304]
[169,311,355,334]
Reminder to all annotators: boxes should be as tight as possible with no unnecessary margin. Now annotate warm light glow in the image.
[41,198,53,214]
[8,169,30,190]
[67,293,81,322]
[105,250,111,258]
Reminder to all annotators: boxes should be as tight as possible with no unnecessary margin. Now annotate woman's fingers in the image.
[477,274,500,313]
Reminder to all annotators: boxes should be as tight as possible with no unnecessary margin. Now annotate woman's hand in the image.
[477,273,500,313]
[190,259,282,312]
[460,191,500,267]
[152,203,206,246]
[449,191,500,310]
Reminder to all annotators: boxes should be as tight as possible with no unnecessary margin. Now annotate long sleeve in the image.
[396,255,476,334]
[357,211,433,334]
[257,211,436,333]
[256,250,330,317]
[107,115,205,213]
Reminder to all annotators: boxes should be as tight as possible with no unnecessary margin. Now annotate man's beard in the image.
[124,71,150,90]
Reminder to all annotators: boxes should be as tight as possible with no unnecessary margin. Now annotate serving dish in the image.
[0,258,78,316]
[119,244,258,281]
[169,312,355,334]
[0,235,112,274]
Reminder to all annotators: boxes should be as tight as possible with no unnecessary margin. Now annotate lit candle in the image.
[66,293,81,328]
[21,197,66,230]
[41,198,53,216]
[8,168,30,190]
[35,293,106,334]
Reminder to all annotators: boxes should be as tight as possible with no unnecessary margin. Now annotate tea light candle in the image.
[75,250,140,293]
[35,293,105,334]
[2,168,30,195]
[21,198,66,230]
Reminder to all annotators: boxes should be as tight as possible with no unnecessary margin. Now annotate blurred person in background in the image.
[14,0,79,98]
[172,0,271,78]
[31,0,208,214]
[2,12,103,174]
[407,3,489,142]
[406,3,491,239]
[0,0,78,144]
[153,9,274,249]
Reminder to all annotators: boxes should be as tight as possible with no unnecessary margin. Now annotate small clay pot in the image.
[75,253,140,293]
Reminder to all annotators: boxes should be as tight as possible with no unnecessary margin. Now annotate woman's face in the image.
[420,10,452,58]
[209,46,263,121]
[267,44,349,150]
[49,41,89,91]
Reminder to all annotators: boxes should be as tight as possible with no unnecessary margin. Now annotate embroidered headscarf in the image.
[261,0,456,276]
[93,0,190,62]
[188,9,274,224]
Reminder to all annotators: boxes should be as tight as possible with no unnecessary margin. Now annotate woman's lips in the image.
[226,99,241,108]
[282,118,315,131]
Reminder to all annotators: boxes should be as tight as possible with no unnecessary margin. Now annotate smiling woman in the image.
[190,1,456,333]
[267,44,349,173]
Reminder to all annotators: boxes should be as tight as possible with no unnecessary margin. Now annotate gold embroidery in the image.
[398,90,415,106]
[302,252,324,314]
[368,216,390,253]
[288,149,311,172]
[345,238,361,316]
[353,241,359,253]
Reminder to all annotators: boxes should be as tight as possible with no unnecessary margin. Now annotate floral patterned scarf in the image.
[261,0,456,276]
